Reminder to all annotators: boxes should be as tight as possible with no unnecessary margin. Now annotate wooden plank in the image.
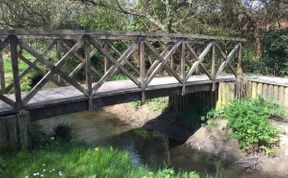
[279,86,285,106]
[0,29,246,42]
[251,82,257,98]
[211,42,216,91]
[262,84,268,99]
[103,41,109,73]
[180,42,186,95]
[246,81,252,97]
[9,35,22,111]
[0,44,4,92]
[273,85,279,101]
[257,83,263,97]
[84,37,93,111]
[139,40,145,103]
[285,87,288,110]
[268,84,274,100]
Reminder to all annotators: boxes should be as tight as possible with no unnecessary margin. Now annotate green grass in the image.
[0,142,204,178]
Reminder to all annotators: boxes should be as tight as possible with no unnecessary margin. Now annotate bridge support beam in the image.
[0,111,31,152]
[169,82,236,113]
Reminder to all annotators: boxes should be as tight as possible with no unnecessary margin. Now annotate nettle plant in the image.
[224,97,284,154]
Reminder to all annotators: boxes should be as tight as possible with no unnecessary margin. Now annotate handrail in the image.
[0,29,246,42]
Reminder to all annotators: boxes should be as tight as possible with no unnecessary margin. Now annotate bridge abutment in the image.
[169,82,236,113]
[0,111,31,152]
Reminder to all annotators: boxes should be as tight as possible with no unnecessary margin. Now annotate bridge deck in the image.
[0,75,235,119]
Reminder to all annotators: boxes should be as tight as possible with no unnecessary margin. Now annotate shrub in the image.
[223,97,283,153]
[53,124,72,142]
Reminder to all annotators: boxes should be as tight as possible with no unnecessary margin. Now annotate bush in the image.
[223,97,284,153]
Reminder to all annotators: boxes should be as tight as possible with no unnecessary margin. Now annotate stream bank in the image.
[103,100,288,177]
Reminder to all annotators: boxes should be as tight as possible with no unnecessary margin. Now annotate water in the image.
[36,110,280,178]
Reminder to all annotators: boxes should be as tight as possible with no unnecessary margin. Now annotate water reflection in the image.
[35,110,280,178]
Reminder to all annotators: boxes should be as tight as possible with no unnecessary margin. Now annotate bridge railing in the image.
[0,30,245,112]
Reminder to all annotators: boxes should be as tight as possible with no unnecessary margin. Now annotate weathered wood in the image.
[84,37,93,111]
[180,42,186,95]
[251,82,257,98]
[211,42,216,91]
[215,42,240,76]
[257,83,263,96]
[9,35,22,111]
[279,86,285,106]
[106,41,140,76]
[88,37,141,90]
[60,40,101,78]
[19,38,88,104]
[273,85,279,101]
[139,40,145,103]
[144,40,183,86]
[0,29,247,42]
[0,45,4,92]
[285,87,288,110]
[185,42,213,80]
[103,40,109,73]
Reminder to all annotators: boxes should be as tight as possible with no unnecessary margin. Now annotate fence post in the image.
[211,42,216,91]
[139,37,145,104]
[0,40,5,93]
[103,40,109,74]
[9,35,22,112]
[180,40,186,95]
[84,36,93,111]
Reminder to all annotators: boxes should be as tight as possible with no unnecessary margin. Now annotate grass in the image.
[0,142,204,178]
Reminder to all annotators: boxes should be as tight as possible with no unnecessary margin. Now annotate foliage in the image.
[53,124,72,142]
[111,74,127,81]
[223,97,283,153]
[146,97,169,112]
[134,128,161,139]
[201,109,224,128]
[261,29,288,76]
[0,142,203,178]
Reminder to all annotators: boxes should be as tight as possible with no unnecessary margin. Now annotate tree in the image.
[0,0,79,28]
[80,0,219,33]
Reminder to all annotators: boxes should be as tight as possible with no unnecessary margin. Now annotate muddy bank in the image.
[104,102,288,177]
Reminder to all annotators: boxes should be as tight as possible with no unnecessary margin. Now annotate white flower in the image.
[59,171,63,176]
[43,169,46,172]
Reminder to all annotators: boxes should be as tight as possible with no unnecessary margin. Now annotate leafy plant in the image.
[53,124,72,142]
[134,128,161,139]
[223,97,283,154]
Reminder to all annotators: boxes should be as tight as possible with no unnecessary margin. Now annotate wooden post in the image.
[139,38,145,104]
[211,42,216,91]
[180,41,186,95]
[9,35,22,111]
[103,40,109,74]
[56,40,64,85]
[0,41,5,93]
[84,36,93,111]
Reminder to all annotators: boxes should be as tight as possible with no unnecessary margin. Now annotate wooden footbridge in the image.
[0,30,245,120]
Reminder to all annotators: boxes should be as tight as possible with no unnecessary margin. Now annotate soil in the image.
[103,102,288,177]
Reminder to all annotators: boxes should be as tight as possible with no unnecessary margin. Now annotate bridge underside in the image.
[0,75,235,120]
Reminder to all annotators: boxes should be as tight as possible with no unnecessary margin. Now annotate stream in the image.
[35,110,280,178]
